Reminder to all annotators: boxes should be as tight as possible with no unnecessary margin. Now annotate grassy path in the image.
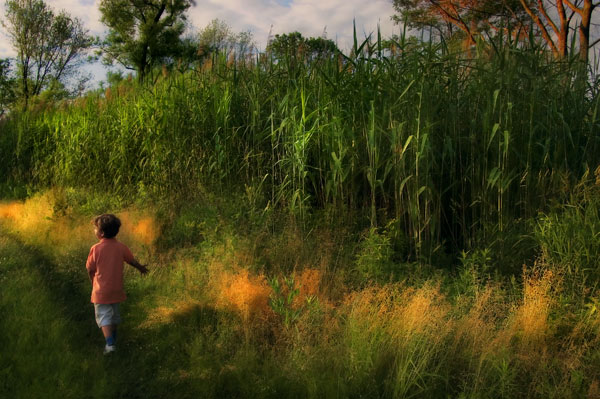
[0,233,217,399]
[0,230,305,399]
[4,218,599,398]
[0,233,107,398]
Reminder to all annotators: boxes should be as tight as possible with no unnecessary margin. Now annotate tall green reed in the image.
[1,29,598,266]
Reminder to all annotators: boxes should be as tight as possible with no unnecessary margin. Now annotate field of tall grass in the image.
[2,34,599,264]
[1,189,600,398]
[2,32,600,397]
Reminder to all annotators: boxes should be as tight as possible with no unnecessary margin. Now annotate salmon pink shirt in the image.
[86,238,135,304]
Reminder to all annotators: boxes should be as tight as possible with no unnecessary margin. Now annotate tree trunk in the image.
[562,0,597,62]
[138,44,148,83]
[519,0,560,58]
[578,0,593,62]
[556,0,568,58]
[21,57,29,110]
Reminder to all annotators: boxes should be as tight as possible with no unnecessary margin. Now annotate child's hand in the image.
[130,259,149,275]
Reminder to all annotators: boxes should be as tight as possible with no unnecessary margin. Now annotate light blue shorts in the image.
[94,303,121,328]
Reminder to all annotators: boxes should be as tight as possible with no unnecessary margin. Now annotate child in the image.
[86,213,148,354]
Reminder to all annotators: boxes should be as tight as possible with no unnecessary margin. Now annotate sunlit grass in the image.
[2,190,600,397]
[2,28,600,398]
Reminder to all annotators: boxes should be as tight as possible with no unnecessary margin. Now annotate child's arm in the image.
[127,259,149,275]
[86,248,96,282]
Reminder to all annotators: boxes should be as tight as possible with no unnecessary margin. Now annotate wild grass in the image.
[1,34,598,266]
[2,26,600,398]
[2,190,600,398]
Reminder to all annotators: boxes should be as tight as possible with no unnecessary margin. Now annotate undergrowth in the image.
[1,187,600,398]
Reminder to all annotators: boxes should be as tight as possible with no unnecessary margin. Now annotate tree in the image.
[197,19,256,62]
[392,0,599,61]
[518,0,599,61]
[0,59,17,117]
[99,0,195,83]
[267,32,338,63]
[392,0,526,46]
[2,0,92,108]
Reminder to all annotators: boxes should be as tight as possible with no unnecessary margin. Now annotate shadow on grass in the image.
[1,232,262,398]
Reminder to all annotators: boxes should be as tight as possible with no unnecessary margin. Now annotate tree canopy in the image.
[197,19,255,62]
[267,32,339,63]
[1,0,92,108]
[392,0,525,44]
[392,0,599,60]
[99,0,195,82]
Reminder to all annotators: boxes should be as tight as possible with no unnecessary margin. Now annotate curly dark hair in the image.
[94,214,121,238]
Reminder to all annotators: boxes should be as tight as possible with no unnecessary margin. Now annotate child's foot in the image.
[103,344,116,355]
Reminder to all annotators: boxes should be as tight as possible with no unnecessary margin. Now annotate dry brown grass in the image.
[295,268,321,303]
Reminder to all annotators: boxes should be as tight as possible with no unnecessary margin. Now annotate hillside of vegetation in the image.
[1,36,600,398]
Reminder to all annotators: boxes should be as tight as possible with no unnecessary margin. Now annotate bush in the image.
[355,227,395,283]
[535,170,600,286]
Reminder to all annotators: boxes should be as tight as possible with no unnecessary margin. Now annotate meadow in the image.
[1,33,600,398]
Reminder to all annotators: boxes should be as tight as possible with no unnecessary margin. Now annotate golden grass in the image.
[0,191,159,256]
[2,191,599,395]
[212,265,273,323]
[344,282,451,349]
[0,193,53,233]
[141,300,204,328]
[119,210,159,249]
[512,268,555,346]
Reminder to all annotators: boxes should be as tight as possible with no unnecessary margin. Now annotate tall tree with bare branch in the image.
[392,0,599,61]
[392,0,527,46]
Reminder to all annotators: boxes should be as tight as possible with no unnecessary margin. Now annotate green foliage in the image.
[0,58,16,116]
[355,227,395,282]
[535,171,600,285]
[267,31,338,63]
[0,238,104,399]
[104,70,125,87]
[60,186,126,216]
[33,79,70,103]
[268,275,302,327]
[3,189,600,398]
[1,30,599,275]
[99,0,193,82]
[1,0,92,107]
[158,201,219,249]
[197,19,255,62]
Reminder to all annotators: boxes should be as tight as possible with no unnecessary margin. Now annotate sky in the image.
[1,1,598,88]
[0,0,399,86]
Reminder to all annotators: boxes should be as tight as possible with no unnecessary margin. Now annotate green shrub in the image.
[535,199,600,284]
[355,227,395,282]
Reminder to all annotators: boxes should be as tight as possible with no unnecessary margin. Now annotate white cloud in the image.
[184,0,397,51]
[0,0,399,84]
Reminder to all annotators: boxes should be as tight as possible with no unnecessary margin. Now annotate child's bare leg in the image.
[101,325,114,339]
